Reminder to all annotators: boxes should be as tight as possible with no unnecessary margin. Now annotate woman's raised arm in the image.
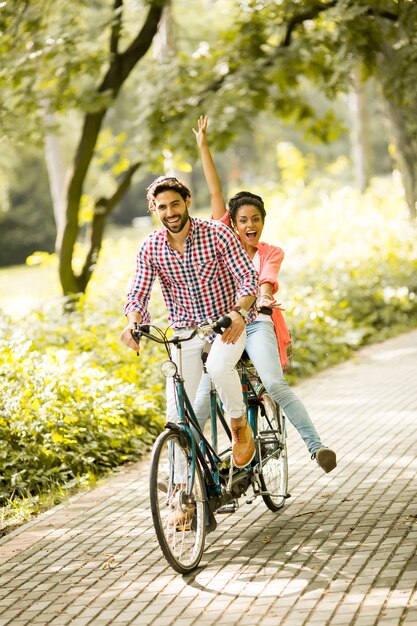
[193,115,226,220]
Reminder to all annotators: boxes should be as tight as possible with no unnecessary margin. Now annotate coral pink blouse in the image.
[219,213,291,368]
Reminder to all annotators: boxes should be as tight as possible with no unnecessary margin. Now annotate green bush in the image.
[0,296,166,501]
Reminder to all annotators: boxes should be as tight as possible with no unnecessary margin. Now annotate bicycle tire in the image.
[149,429,207,574]
[256,389,288,511]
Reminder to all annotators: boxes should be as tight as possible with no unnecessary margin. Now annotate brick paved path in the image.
[1,330,416,626]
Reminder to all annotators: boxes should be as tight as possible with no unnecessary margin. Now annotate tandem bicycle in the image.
[131,315,290,574]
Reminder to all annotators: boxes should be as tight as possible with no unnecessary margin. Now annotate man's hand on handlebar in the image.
[120,314,240,352]
[220,310,246,345]
[120,322,141,352]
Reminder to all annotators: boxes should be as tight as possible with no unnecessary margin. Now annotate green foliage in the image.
[0,288,166,502]
[143,0,417,183]
[0,152,56,266]
[0,0,114,140]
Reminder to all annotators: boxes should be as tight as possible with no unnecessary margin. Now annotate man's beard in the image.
[162,209,189,233]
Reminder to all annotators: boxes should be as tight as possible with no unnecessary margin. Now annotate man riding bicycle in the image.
[120,176,258,468]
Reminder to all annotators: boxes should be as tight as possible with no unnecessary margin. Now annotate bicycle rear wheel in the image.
[256,390,288,511]
[149,429,207,574]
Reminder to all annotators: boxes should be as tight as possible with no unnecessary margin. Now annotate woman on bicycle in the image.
[193,115,336,473]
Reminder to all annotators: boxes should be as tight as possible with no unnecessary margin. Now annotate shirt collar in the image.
[186,216,195,243]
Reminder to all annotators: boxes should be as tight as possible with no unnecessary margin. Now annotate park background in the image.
[1,0,417,534]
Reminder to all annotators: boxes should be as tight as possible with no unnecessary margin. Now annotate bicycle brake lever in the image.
[131,324,142,355]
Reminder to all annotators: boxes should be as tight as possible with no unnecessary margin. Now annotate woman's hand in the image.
[257,294,285,311]
[192,114,208,149]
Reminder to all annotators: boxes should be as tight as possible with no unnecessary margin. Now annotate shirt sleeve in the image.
[258,244,284,293]
[123,238,156,321]
[216,223,258,299]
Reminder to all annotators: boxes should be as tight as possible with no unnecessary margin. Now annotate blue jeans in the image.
[194,320,324,455]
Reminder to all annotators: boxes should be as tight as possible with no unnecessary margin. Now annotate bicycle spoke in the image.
[150,430,207,573]
[256,391,288,511]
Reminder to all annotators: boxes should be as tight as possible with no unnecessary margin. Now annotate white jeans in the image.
[194,321,324,455]
[166,328,247,424]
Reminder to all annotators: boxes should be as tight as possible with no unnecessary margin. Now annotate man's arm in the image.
[193,115,227,220]
[120,240,156,351]
[215,223,258,344]
[221,295,256,346]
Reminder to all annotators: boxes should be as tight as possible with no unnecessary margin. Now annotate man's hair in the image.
[146,176,191,210]
[228,191,266,224]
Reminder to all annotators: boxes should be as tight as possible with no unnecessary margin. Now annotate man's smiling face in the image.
[154,190,191,234]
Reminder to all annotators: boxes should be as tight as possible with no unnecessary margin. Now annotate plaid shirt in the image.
[124,217,258,328]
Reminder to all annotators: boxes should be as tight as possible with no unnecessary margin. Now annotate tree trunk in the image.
[153,3,180,178]
[42,106,67,251]
[382,97,417,220]
[348,73,372,192]
[153,3,176,59]
[377,41,417,220]
[58,1,166,298]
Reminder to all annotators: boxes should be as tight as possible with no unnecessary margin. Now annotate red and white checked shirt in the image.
[124,217,258,328]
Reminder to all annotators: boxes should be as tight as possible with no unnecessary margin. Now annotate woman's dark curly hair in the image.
[228,191,266,224]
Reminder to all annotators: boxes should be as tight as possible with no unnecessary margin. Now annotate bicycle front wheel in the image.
[149,429,207,574]
[256,390,288,511]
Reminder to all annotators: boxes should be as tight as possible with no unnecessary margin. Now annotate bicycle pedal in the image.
[216,503,237,514]
[175,524,191,532]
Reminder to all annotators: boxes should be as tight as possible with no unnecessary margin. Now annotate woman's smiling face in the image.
[233,204,265,247]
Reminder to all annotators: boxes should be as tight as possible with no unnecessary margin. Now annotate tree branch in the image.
[71,0,165,189]
[100,1,167,95]
[60,1,166,295]
[194,0,399,106]
[110,0,124,55]
[190,1,339,108]
[96,161,142,217]
[282,0,338,47]
[282,1,398,47]
[366,8,398,22]
[79,161,142,291]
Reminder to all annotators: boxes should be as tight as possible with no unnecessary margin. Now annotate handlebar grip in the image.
[137,324,150,333]
[212,314,232,334]
[131,324,150,342]
[257,306,273,316]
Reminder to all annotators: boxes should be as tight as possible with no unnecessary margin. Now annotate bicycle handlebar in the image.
[131,314,232,346]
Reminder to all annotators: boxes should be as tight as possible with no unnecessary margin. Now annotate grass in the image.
[0,262,60,319]
[0,225,150,319]
[0,473,102,538]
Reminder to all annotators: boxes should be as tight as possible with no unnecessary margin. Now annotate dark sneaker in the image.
[231,419,255,468]
[313,448,337,473]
